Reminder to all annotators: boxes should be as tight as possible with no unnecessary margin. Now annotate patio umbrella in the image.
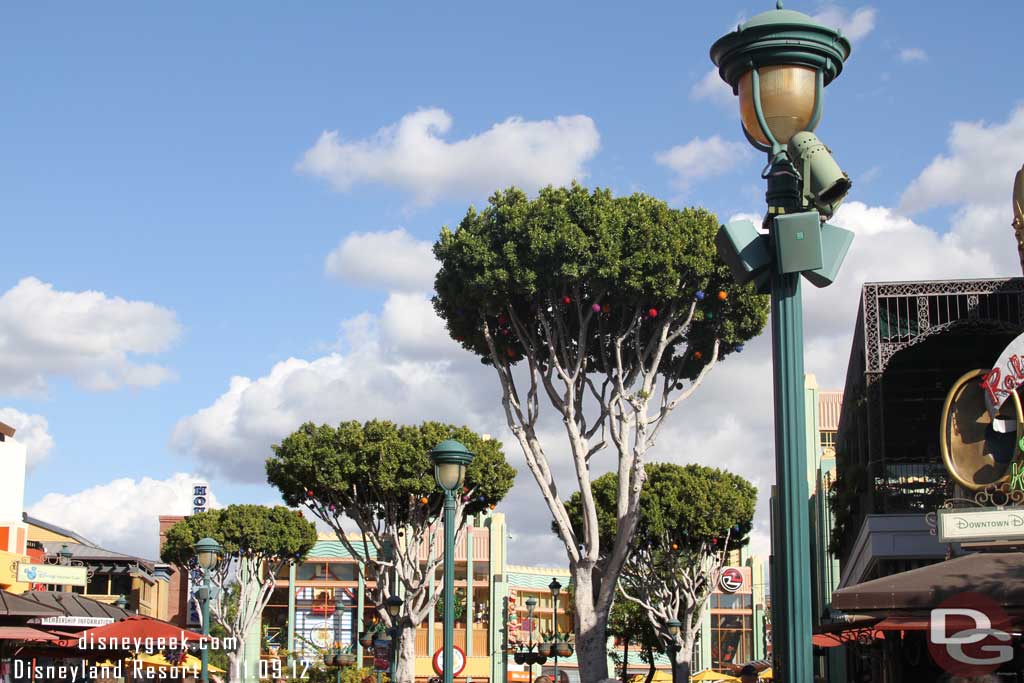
[690,671,739,682]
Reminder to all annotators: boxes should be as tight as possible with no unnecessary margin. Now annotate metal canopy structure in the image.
[833,278,1024,564]
[0,590,63,619]
[831,551,1024,615]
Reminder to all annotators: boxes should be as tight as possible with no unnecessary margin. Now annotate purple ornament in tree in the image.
[591,303,601,313]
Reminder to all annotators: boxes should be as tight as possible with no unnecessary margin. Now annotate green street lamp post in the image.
[710,3,853,681]
[386,594,404,681]
[549,579,561,683]
[665,619,681,683]
[193,537,223,683]
[525,596,538,682]
[430,439,475,683]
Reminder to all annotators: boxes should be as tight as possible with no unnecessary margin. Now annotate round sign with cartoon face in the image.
[719,567,744,593]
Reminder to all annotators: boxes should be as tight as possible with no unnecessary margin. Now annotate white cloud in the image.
[0,277,181,395]
[690,67,735,109]
[900,105,1024,213]
[170,293,501,482]
[899,47,928,63]
[325,229,436,293]
[297,108,600,205]
[0,408,54,468]
[811,5,876,42]
[655,136,749,191]
[27,473,220,560]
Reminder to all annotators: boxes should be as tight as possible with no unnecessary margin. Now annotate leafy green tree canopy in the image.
[433,184,767,379]
[161,504,318,565]
[267,420,515,522]
[564,462,757,553]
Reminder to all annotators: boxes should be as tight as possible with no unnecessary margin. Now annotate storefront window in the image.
[86,573,110,595]
[712,593,753,610]
[110,575,132,597]
[711,613,752,670]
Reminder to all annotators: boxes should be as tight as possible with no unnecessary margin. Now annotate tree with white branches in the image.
[433,184,768,681]
[161,505,318,682]
[566,463,756,683]
[266,420,515,683]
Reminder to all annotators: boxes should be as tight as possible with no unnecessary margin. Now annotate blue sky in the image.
[2,1,1023,561]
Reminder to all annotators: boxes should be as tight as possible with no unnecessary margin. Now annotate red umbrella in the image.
[76,616,208,650]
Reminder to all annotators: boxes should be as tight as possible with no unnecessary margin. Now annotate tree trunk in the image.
[572,567,610,683]
[672,632,697,683]
[393,626,417,683]
[226,649,244,683]
[621,637,629,683]
[643,646,655,683]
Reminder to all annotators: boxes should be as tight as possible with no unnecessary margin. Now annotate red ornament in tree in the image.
[648,308,658,318]
[694,351,703,360]
[507,349,517,358]
[306,490,314,498]
[498,315,508,325]
[671,543,679,551]
[602,304,610,313]
[420,496,429,505]
[562,295,572,305]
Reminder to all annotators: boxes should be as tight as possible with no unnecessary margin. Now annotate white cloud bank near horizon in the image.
[28,473,221,560]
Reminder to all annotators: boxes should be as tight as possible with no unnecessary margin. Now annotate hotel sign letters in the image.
[982,331,1024,416]
[937,507,1024,543]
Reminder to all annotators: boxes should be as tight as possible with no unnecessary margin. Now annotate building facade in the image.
[825,277,1024,680]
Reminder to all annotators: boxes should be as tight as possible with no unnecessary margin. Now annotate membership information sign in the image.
[937,506,1024,543]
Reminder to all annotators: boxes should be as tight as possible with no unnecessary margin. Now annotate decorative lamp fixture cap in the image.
[709,2,851,91]
[428,439,475,465]
[548,578,562,595]
[193,537,223,554]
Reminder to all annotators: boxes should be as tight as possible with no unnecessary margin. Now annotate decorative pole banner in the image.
[982,331,1024,419]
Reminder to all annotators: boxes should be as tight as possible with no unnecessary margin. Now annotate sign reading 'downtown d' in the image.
[16,562,87,587]
[937,507,1024,543]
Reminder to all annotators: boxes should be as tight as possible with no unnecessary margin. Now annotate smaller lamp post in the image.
[58,544,72,565]
[526,597,539,681]
[429,439,475,683]
[193,537,223,683]
[665,620,681,683]
[115,594,128,611]
[548,579,572,683]
[386,595,404,680]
